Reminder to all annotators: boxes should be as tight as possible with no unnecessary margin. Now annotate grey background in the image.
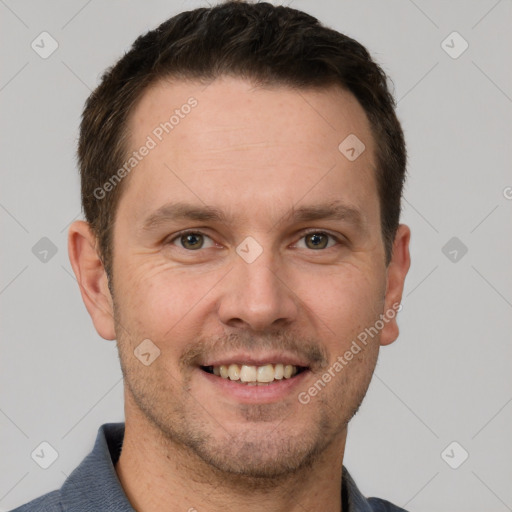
[1,0,511,510]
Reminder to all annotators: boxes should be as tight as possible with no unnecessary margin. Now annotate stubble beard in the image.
[113,300,379,489]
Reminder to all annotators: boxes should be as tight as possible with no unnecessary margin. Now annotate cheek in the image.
[114,259,220,345]
[302,262,385,336]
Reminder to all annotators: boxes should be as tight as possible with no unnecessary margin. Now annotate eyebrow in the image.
[140,200,366,233]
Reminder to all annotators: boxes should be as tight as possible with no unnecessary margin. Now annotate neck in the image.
[115,407,346,512]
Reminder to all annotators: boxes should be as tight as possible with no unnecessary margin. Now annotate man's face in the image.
[107,77,403,477]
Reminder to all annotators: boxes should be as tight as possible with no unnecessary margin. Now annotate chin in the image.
[174,413,334,481]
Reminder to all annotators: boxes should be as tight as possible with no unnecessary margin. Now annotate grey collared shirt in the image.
[10,423,408,512]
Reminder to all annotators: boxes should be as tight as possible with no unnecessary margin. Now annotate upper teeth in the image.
[212,363,298,383]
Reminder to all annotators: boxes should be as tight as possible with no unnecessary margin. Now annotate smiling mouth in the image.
[200,363,308,385]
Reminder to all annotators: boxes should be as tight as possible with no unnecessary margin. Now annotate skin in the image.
[69,76,410,512]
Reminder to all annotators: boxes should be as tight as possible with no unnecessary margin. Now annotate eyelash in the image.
[167,229,344,251]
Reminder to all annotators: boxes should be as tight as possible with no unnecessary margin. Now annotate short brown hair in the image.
[78,0,406,278]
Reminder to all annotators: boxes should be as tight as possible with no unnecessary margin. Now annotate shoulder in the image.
[9,422,130,512]
[8,490,62,512]
[367,497,409,511]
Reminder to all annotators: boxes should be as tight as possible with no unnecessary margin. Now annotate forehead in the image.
[119,76,379,228]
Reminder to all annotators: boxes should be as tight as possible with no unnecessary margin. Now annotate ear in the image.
[380,224,411,346]
[68,220,116,340]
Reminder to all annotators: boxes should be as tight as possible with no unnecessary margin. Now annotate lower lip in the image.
[197,367,310,404]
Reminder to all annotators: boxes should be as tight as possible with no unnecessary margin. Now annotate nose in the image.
[217,247,299,332]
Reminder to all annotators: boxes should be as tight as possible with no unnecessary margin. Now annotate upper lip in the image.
[200,352,310,368]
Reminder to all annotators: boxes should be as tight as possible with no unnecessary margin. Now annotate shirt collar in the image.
[61,422,378,512]
[61,423,135,511]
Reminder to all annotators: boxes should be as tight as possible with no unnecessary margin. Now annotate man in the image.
[12,1,410,510]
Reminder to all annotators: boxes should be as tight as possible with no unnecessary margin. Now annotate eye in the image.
[167,230,342,252]
[169,231,216,250]
[296,231,340,250]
